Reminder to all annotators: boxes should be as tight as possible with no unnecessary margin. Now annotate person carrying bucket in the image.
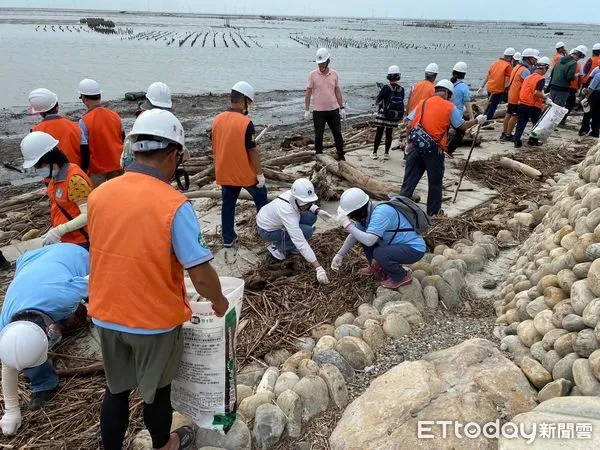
[87,109,228,450]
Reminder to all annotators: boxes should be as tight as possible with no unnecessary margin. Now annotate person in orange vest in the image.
[514,57,551,148]
[582,44,600,88]
[77,79,124,187]
[87,109,228,450]
[20,131,92,249]
[212,81,267,248]
[400,80,486,216]
[562,58,583,125]
[406,63,438,116]
[28,88,87,172]
[478,48,516,120]
[552,42,568,69]
[500,48,539,141]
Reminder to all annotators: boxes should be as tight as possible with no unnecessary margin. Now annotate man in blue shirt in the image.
[0,243,89,432]
[331,188,426,289]
[447,61,474,153]
[580,67,600,138]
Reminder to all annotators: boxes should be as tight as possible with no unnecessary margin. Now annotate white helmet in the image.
[425,63,439,74]
[232,81,255,102]
[338,188,369,215]
[387,65,400,76]
[145,82,172,109]
[291,178,319,205]
[536,57,551,66]
[521,48,539,59]
[78,78,101,96]
[556,42,566,49]
[0,321,48,370]
[504,47,516,56]
[315,47,331,64]
[513,52,522,62]
[575,45,588,57]
[20,131,59,169]
[532,49,540,57]
[28,88,58,114]
[453,61,467,73]
[127,109,185,150]
[435,79,455,94]
[593,43,600,51]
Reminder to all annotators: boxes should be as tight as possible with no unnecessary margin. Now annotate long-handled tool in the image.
[452,124,481,204]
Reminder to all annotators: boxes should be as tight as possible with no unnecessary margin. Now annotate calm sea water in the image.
[1,8,598,108]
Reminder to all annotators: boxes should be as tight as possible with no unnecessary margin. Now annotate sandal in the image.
[172,426,195,449]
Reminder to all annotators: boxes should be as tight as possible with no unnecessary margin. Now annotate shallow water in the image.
[0,8,598,109]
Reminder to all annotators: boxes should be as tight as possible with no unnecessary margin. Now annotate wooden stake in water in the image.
[453,124,481,204]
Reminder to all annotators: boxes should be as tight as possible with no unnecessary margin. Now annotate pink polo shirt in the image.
[307,68,340,112]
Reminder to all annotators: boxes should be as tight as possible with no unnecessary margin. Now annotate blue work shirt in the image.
[1,244,89,329]
[590,70,600,91]
[91,163,214,335]
[365,204,426,252]
[452,81,471,114]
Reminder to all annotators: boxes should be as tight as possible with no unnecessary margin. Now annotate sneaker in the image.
[499,133,508,141]
[223,238,237,248]
[505,133,514,142]
[514,140,523,149]
[359,265,376,277]
[267,245,285,261]
[383,153,390,160]
[358,264,386,281]
[28,388,57,411]
[370,152,378,159]
[381,272,413,289]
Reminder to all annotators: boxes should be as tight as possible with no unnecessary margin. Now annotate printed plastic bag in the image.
[530,102,568,143]
[171,277,244,433]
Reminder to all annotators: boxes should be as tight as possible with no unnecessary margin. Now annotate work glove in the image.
[316,266,329,284]
[475,115,487,125]
[582,98,591,113]
[42,227,62,246]
[0,409,21,436]
[340,108,347,120]
[333,213,351,229]
[309,204,332,220]
[331,254,343,271]
[304,110,311,121]
[256,173,266,188]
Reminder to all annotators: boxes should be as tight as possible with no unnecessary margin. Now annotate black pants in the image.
[373,126,393,153]
[561,88,578,124]
[486,92,505,120]
[400,148,445,216]
[514,104,542,143]
[101,384,173,450]
[313,109,345,156]
[447,128,465,154]
[580,91,600,138]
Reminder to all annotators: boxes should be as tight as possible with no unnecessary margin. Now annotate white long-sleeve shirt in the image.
[256,190,317,263]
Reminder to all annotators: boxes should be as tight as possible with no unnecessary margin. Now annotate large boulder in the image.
[330,339,537,449]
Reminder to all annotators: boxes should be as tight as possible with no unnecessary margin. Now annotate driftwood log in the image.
[57,362,105,377]
[498,157,542,179]
[316,154,398,199]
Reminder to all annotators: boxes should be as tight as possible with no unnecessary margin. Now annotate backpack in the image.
[375,195,431,244]
[384,85,405,120]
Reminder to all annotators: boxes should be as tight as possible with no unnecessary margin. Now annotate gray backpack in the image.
[375,195,431,243]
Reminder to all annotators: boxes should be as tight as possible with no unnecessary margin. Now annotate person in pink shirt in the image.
[304,48,346,161]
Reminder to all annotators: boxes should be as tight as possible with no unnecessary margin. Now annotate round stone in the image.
[382,313,411,339]
[335,337,375,371]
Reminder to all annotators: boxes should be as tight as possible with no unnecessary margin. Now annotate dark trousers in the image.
[561,88,578,124]
[373,126,393,153]
[363,244,425,281]
[514,104,542,143]
[580,91,600,138]
[221,185,268,245]
[447,128,465,154]
[313,109,345,156]
[486,92,505,120]
[549,88,570,107]
[400,148,445,216]
[23,360,59,393]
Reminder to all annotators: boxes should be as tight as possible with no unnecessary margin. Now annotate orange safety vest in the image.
[508,65,528,105]
[82,107,123,175]
[519,73,545,109]
[552,52,562,69]
[487,59,512,94]
[409,96,455,150]
[87,171,191,330]
[570,63,582,90]
[583,56,600,85]
[47,164,92,245]
[33,116,82,167]
[407,80,435,115]
[211,110,257,187]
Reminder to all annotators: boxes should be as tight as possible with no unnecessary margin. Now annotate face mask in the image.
[36,167,51,178]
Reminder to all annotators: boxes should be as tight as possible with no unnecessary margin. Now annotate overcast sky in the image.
[3,0,598,22]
